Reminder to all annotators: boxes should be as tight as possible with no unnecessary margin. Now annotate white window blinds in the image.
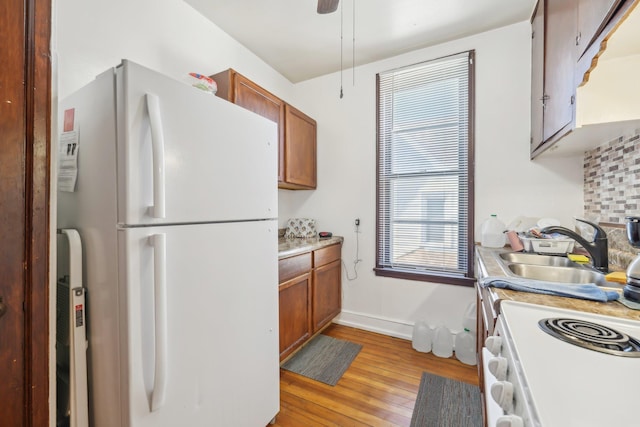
[376,51,474,282]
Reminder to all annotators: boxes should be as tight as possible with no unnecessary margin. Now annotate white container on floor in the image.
[454,329,477,365]
[462,301,476,333]
[411,320,432,353]
[432,325,453,358]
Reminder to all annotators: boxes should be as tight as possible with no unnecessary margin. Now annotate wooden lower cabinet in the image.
[279,273,311,360]
[312,259,341,333]
[278,243,342,361]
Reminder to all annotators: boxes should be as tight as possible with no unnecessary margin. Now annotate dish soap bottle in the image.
[481,214,506,248]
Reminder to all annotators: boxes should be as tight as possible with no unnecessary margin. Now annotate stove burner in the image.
[538,318,640,357]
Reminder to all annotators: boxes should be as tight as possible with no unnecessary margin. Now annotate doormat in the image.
[410,372,482,427]
[281,334,362,386]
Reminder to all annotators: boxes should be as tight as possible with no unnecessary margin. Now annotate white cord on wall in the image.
[342,222,362,281]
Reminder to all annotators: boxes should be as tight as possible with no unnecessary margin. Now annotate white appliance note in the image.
[58,130,80,192]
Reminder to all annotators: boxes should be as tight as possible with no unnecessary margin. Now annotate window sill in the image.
[374,267,475,287]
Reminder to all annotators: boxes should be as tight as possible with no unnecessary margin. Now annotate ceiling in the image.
[185,0,537,83]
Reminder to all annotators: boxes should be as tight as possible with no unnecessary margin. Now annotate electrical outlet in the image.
[355,218,360,226]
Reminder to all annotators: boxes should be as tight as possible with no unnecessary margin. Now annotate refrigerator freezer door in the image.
[116,60,278,226]
[119,220,279,427]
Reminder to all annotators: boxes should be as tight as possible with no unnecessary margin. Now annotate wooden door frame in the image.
[24,0,52,424]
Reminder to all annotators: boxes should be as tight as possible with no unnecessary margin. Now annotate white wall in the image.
[54,0,584,341]
[577,54,640,125]
[279,21,585,339]
[55,0,294,100]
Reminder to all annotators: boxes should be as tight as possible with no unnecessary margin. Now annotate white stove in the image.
[483,300,640,427]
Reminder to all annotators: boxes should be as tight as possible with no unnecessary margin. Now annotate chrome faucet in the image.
[540,218,609,273]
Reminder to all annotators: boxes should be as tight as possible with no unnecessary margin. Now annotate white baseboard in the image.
[332,309,414,341]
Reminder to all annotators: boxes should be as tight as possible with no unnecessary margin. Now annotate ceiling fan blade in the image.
[317,0,339,14]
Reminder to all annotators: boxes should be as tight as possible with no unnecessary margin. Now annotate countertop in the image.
[475,246,640,322]
[278,236,344,259]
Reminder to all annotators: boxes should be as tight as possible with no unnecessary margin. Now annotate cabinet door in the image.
[283,104,317,189]
[233,74,286,182]
[279,273,311,361]
[577,0,621,58]
[531,0,545,151]
[311,259,342,333]
[543,0,578,142]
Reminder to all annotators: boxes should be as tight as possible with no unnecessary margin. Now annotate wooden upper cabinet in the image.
[543,0,578,143]
[210,69,286,182]
[577,0,622,58]
[531,0,576,151]
[234,74,282,120]
[210,69,317,189]
[282,104,317,190]
[531,0,635,157]
[531,0,545,150]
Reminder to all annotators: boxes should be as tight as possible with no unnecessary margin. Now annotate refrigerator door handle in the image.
[145,93,166,219]
[149,233,168,411]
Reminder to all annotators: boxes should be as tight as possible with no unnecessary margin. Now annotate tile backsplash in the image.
[584,131,640,225]
[584,130,640,268]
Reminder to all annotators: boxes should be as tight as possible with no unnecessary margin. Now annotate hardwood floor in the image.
[273,324,479,427]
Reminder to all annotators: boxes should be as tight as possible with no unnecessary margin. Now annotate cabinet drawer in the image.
[279,252,312,283]
[313,244,341,267]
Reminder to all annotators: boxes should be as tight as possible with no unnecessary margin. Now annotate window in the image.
[375,51,475,286]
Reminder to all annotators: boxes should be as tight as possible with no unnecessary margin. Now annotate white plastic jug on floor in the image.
[411,320,432,353]
[462,301,476,333]
[454,328,477,365]
[432,325,453,358]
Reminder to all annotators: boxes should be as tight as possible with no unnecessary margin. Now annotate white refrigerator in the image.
[57,60,280,427]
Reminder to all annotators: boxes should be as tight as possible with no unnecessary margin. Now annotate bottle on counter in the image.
[481,214,506,248]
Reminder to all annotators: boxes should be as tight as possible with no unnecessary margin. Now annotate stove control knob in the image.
[496,414,524,427]
[490,381,514,412]
[488,356,508,380]
[485,336,503,356]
